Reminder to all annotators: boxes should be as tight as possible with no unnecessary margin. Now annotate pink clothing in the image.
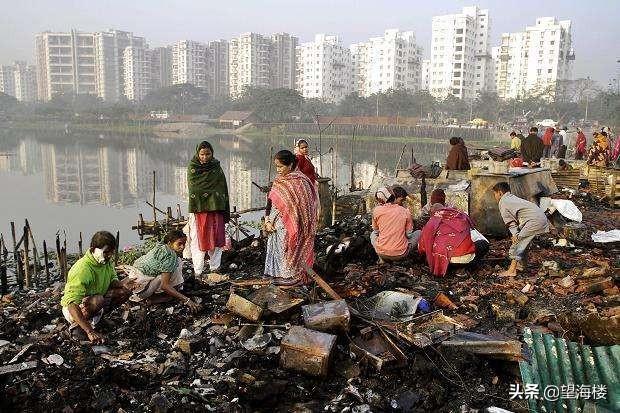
[612,136,620,161]
[418,208,475,277]
[372,204,413,257]
[194,211,225,252]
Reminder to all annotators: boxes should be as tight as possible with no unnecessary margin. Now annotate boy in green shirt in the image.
[60,231,130,343]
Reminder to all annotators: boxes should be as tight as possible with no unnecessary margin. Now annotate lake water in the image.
[0,130,456,251]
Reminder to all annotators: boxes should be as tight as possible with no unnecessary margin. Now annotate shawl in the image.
[296,154,317,183]
[445,142,470,170]
[575,132,587,154]
[612,136,620,161]
[418,207,475,277]
[587,134,611,167]
[520,133,544,164]
[132,243,178,277]
[542,128,554,146]
[268,171,318,278]
[187,143,230,218]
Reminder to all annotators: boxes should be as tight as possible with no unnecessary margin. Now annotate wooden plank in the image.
[0,361,38,375]
[304,265,342,301]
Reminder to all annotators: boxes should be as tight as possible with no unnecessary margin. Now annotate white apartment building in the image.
[150,47,172,90]
[296,34,353,103]
[228,32,297,97]
[229,33,272,97]
[429,6,492,100]
[0,65,16,97]
[123,45,151,101]
[421,59,431,90]
[13,61,38,102]
[35,30,96,101]
[350,29,422,97]
[271,33,298,89]
[495,17,574,100]
[171,40,207,88]
[207,40,229,97]
[94,30,145,102]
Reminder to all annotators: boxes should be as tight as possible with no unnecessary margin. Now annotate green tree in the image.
[233,87,303,122]
[141,83,211,114]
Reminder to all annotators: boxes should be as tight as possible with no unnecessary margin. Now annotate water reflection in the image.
[0,131,452,246]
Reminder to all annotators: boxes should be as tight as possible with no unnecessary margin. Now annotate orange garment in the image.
[372,204,413,257]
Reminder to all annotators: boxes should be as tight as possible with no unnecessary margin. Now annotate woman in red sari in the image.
[264,150,318,286]
[574,128,587,160]
[294,139,317,184]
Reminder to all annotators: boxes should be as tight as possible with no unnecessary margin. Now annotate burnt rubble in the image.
[0,200,618,412]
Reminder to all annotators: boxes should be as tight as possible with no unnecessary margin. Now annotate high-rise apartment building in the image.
[35,30,96,101]
[94,30,145,102]
[123,45,151,101]
[150,46,173,90]
[495,17,574,100]
[228,32,297,97]
[296,34,353,103]
[170,40,208,88]
[350,29,422,96]
[429,6,492,100]
[421,59,431,90]
[13,61,38,102]
[0,65,16,97]
[206,40,229,97]
[271,33,298,89]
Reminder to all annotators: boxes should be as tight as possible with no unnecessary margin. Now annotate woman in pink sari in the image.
[264,150,318,286]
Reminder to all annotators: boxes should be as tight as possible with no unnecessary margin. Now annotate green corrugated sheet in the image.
[519,327,620,413]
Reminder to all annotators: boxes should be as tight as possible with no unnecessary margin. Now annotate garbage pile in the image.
[1,201,618,412]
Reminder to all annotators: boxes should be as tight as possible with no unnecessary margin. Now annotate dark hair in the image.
[275,149,297,169]
[90,231,117,251]
[197,141,214,154]
[430,188,446,205]
[559,159,567,166]
[492,182,511,194]
[296,139,309,147]
[449,136,461,145]
[392,186,408,199]
[163,230,187,245]
[601,131,608,137]
[530,127,538,133]
[510,131,516,137]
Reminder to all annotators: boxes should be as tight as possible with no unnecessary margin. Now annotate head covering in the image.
[430,189,446,205]
[375,187,393,204]
[187,141,230,217]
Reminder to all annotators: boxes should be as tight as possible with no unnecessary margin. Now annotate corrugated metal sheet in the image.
[519,327,620,413]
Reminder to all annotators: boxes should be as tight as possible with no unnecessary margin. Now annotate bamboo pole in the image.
[114,231,120,266]
[25,220,39,285]
[233,206,239,241]
[152,170,157,223]
[22,225,30,288]
[78,232,83,256]
[43,240,50,286]
[176,204,182,220]
[0,237,7,294]
[10,222,22,289]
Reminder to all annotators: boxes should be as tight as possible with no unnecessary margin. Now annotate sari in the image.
[575,132,587,160]
[265,171,318,282]
[587,134,611,167]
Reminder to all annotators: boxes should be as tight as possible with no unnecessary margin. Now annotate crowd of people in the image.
[59,126,616,343]
[509,125,619,168]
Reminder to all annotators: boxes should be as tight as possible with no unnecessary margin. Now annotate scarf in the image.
[418,207,475,277]
[268,171,318,279]
[187,143,230,217]
[445,142,470,170]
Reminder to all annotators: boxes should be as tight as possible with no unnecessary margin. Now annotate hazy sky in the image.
[1,0,618,85]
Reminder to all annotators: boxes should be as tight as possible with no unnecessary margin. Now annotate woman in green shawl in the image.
[185,141,230,277]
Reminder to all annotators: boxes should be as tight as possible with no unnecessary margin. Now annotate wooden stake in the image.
[78,232,83,256]
[0,237,7,294]
[114,231,120,266]
[152,170,157,223]
[10,222,22,289]
[176,204,182,220]
[22,225,30,288]
[43,240,50,286]
[25,220,39,285]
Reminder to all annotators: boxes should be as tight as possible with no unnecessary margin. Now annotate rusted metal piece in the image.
[280,326,337,377]
[350,328,407,371]
[225,293,263,322]
[442,331,523,361]
[302,299,350,333]
[248,285,304,315]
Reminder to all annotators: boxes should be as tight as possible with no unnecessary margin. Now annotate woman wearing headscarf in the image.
[587,133,611,167]
[445,137,470,170]
[574,128,587,160]
[294,139,317,185]
[541,127,554,158]
[264,150,318,286]
[185,141,230,277]
[371,187,416,263]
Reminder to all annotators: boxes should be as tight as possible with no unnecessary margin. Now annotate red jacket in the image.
[542,128,554,146]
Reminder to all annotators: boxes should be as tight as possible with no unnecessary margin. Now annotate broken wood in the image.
[304,266,342,301]
[226,292,263,321]
[0,361,38,376]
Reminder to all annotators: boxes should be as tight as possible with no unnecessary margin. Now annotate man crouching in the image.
[60,231,130,344]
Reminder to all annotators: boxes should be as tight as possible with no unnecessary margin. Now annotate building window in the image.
[548,69,552,73]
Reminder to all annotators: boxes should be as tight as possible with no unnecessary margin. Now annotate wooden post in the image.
[0,237,7,294]
[55,234,63,282]
[176,204,182,220]
[317,177,332,229]
[43,240,50,286]
[233,206,239,241]
[78,232,83,256]
[22,225,31,288]
[167,206,173,220]
[25,220,39,285]
[10,222,22,289]
[267,146,274,182]
[114,231,120,266]
[152,170,157,223]
[138,213,144,240]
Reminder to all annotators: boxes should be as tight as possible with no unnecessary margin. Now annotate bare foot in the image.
[498,270,517,277]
